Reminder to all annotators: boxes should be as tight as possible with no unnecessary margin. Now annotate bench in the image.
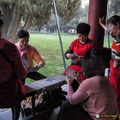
[23,74,66,119]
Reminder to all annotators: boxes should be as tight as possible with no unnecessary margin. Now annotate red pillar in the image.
[88,0,108,50]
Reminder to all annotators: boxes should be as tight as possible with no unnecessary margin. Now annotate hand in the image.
[66,53,73,59]
[99,17,104,25]
[113,63,118,68]
[34,64,42,71]
[73,71,82,84]
[65,77,73,85]
[74,56,81,61]
[39,63,44,67]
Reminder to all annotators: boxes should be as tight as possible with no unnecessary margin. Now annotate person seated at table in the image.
[16,30,46,83]
[64,23,93,91]
[58,55,119,120]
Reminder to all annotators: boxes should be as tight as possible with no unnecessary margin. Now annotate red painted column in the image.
[88,0,108,50]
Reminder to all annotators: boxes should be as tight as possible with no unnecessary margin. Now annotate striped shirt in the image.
[106,29,120,67]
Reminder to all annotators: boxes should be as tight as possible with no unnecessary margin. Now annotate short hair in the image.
[107,15,120,26]
[0,19,4,27]
[76,23,91,35]
[17,30,29,38]
[81,55,105,79]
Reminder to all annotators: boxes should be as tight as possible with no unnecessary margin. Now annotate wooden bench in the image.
[23,74,66,119]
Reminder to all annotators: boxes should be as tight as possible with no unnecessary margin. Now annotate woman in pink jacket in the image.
[58,56,119,120]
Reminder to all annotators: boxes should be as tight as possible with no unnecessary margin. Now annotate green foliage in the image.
[107,0,120,17]
[56,0,81,23]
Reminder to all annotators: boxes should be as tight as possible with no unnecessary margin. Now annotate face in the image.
[109,23,119,34]
[78,34,88,43]
[19,37,29,47]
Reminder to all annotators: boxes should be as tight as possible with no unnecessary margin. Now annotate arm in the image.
[65,49,73,59]
[66,78,88,105]
[32,47,45,71]
[99,17,108,31]
[65,43,80,60]
[68,85,88,105]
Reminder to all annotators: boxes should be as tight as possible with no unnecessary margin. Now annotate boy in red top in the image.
[64,23,93,91]
[65,23,93,65]
[99,15,120,112]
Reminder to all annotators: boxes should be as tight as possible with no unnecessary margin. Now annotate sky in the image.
[81,0,89,8]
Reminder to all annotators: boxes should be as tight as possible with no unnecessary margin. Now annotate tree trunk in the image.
[7,5,21,43]
[23,13,33,31]
[1,3,14,39]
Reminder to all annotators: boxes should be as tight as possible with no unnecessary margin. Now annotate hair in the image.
[76,23,91,35]
[107,15,120,26]
[81,55,105,79]
[17,30,29,38]
[0,19,4,27]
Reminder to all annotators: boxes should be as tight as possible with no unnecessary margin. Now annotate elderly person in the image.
[58,56,119,120]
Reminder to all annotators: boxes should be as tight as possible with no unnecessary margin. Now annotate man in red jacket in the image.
[0,19,27,120]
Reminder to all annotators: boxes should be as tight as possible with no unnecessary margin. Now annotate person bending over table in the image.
[58,55,119,120]
[16,30,46,83]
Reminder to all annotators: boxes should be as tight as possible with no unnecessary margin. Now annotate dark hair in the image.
[76,23,91,35]
[81,55,105,79]
[0,19,4,27]
[17,30,29,38]
[107,15,120,26]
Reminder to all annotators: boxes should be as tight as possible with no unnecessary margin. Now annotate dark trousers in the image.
[11,104,21,120]
[57,101,93,120]
[11,72,46,120]
[22,71,46,84]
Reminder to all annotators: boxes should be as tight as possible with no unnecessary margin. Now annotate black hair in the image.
[0,19,4,27]
[81,55,105,79]
[17,30,29,38]
[76,23,91,35]
[107,15,120,26]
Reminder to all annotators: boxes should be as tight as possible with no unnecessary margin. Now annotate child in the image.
[16,30,46,83]
[99,15,120,112]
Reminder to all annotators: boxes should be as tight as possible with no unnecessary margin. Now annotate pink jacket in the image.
[68,76,119,120]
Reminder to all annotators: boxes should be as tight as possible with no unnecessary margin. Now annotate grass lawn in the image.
[25,33,113,83]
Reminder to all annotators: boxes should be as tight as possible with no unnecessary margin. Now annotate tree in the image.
[0,0,81,43]
[56,0,81,23]
[107,0,120,17]
[46,2,88,33]
[0,0,52,42]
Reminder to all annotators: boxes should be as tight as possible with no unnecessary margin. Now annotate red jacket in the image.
[0,38,27,108]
